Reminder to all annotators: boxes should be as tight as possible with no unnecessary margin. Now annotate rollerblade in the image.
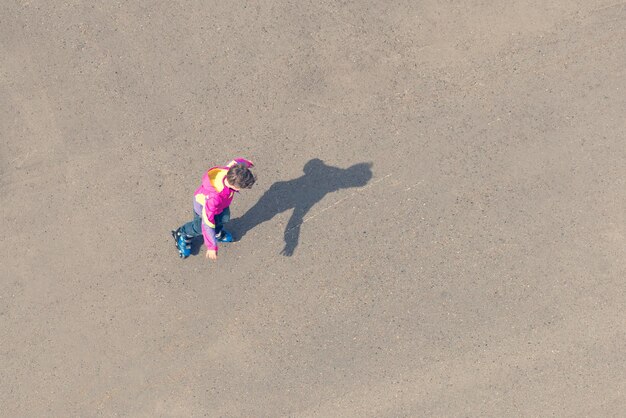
[172,228,192,258]
[216,230,233,243]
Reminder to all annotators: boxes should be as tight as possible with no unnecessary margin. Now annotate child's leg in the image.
[214,207,231,236]
[179,212,203,237]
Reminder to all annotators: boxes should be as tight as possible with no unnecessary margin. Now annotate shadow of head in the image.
[343,161,373,187]
[303,158,373,189]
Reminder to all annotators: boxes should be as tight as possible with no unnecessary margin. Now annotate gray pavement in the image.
[2,1,625,416]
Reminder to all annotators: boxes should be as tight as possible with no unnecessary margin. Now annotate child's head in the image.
[226,163,256,190]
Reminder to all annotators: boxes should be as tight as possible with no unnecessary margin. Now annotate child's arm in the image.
[201,197,219,257]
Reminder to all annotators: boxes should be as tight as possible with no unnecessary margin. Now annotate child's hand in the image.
[206,249,217,260]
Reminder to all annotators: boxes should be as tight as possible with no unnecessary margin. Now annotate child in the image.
[172,158,255,260]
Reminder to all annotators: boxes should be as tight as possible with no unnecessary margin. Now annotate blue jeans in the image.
[180,207,230,237]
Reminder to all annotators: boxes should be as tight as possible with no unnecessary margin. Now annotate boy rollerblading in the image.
[172,158,255,260]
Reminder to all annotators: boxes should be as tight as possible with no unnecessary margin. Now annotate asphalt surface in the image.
[2,1,625,416]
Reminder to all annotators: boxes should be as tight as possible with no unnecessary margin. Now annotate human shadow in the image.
[230,159,373,256]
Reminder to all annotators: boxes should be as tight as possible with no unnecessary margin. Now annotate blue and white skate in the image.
[172,229,192,258]
[216,230,233,243]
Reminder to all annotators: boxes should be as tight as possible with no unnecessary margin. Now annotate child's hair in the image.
[227,163,256,189]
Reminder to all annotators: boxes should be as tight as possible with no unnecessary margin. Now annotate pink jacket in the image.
[193,158,253,252]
